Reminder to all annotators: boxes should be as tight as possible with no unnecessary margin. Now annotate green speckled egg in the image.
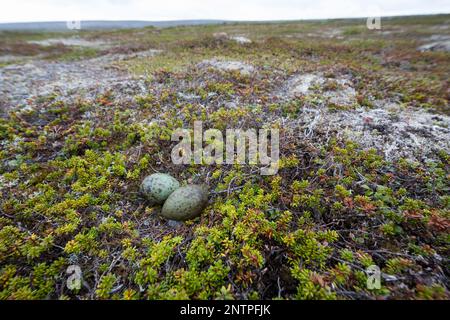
[161,185,208,221]
[140,173,180,204]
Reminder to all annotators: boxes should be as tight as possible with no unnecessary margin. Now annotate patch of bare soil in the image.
[28,37,112,49]
[0,49,160,110]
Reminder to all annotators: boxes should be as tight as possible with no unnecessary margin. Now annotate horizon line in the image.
[1,12,449,25]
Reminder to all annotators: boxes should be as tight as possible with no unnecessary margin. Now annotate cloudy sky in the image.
[1,0,449,23]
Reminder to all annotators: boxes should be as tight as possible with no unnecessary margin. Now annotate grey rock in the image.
[418,40,450,52]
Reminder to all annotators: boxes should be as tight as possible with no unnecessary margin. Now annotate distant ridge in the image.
[0,20,227,31]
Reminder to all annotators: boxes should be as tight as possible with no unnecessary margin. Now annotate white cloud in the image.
[0,0,449,23]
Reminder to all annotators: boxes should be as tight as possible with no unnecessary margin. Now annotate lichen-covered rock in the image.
[161,185,209,221]
[198,59,255,76]
[140,173,180,204]
[418,40,450,52]
[230,36,252,44]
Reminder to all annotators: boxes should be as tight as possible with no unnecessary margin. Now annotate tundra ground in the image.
[0,15,449,300]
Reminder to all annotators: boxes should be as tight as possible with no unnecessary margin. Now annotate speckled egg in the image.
[161,185,208,221]
[140,173,180,204]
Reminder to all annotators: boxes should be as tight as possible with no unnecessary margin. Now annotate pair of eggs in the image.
[140,173,208,221]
